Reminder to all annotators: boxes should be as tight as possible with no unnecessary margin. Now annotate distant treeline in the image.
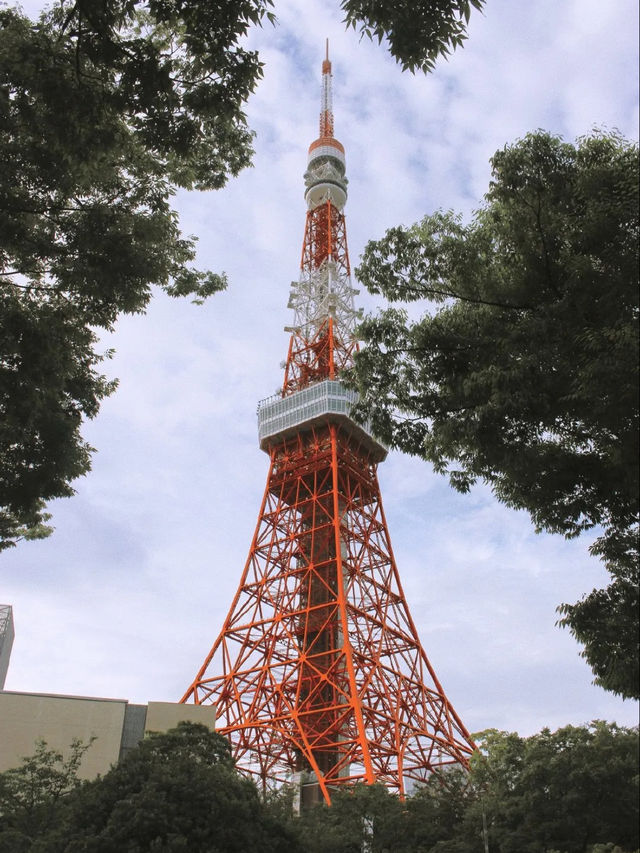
[0,721,637,852]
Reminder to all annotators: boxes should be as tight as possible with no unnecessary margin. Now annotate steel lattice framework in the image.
[182,45,475,805]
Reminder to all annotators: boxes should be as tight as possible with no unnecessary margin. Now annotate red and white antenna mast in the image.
[320,39,334,137]
[282,41,359,395]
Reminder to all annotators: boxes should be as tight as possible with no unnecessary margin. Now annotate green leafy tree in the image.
[0,0,273,551]
[1,0,484,553]
[349,130,639,698]
[557,532,639,699]
[14,723,301,852]
[294,783,402,853]
[2,723,637,852]
[341,0,485,73]
[471,724,640,853]
[398,769,478,853]
[290,724,638,853]
[0,737,92,852]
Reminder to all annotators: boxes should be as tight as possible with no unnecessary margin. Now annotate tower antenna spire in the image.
[320,38,334,138]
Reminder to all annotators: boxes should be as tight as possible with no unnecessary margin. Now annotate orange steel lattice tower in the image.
[182,46,475,805]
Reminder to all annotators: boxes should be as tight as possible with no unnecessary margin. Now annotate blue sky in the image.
[2,0,639,737]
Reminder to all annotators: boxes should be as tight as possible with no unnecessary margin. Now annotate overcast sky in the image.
[3,0,639,738]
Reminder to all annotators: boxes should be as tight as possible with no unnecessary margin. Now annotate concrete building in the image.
[0,604,14,690]
[0,605,216,778]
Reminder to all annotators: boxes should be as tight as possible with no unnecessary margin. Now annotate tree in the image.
[0,737,92,852]
[398,769,477,852]
[294,783,402,853]
[557,535,639,700]
[60,722,301,852]
[349,130,639,697]
[281,723,639,852]
[341,0,485,73]
[470,724,640,853]
[0,723,301,852]
[1,0,484,554]
[2,723,637,852]
[0,0,273,551]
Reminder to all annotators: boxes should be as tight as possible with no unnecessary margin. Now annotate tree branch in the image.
[389,274,535,310]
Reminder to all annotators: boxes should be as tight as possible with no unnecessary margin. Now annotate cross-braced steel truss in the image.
[283,200,358,396]
[182,422,474,803]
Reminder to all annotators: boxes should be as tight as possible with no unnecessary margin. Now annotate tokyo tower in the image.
[182,45,475,806]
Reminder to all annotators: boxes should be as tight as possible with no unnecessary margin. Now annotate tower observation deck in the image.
[182,44,475,807]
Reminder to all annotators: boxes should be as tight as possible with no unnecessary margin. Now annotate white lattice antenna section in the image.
[320,39,334,137]
[286,261,361,346]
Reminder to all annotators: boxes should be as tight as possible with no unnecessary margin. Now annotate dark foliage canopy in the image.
[1,722,637,852]
[341,0,485,72]
[0,0,483,552]
[0,723,301,852]
[55,723,299,851]
[288,722,639,852]
[0,0,273,550]
[0,738,91,852]
[349,130,639,698]
[0,721,640,853]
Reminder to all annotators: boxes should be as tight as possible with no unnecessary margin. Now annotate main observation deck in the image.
[257,379,387,462]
